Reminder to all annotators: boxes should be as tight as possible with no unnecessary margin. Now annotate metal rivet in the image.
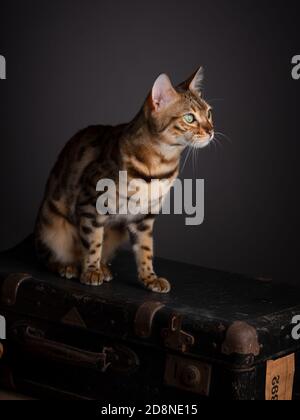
[180,365,201,388]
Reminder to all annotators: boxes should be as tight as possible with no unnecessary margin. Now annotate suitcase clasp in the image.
[164,354,212,396]
[162,314,195,353]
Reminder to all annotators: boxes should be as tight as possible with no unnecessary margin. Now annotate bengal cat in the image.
[35,68,214,293]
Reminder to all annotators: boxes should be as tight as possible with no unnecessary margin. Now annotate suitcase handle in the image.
[11,324,139,374]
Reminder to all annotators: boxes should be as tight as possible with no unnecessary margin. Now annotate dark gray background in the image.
[0,0,299,284]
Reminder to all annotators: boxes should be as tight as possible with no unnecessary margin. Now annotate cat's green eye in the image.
[183,114,196,124]
[208,109,212,120]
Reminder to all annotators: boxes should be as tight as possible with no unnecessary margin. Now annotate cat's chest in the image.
[120,177,175,215]
[99,175,177,224]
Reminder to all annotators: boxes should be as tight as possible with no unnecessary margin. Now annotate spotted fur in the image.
[35,68,214,293]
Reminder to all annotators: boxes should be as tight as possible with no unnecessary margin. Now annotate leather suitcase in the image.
[0,236,299,401]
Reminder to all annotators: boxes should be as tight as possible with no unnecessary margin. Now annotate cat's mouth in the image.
[194,139,211,149]
[172,132,214,149]
[192,133,214,149]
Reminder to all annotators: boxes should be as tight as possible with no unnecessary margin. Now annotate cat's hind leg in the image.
[51,263,79,280]
[35,200,81,279]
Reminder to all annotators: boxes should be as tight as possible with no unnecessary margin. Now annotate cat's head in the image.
[146,68,214,149]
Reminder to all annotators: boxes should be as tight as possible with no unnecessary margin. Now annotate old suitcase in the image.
[0,236,299,401]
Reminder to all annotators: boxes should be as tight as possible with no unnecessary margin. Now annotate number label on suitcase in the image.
[265,354,295,401]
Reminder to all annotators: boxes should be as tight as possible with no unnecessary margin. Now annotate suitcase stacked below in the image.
[0,237,299,401]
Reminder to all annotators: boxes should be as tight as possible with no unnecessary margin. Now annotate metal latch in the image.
[162,314,195,353]
[164,354,212,396]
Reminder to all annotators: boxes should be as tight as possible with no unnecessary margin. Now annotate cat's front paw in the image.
[58,264,79,280]
[81,269,104,286]
[101,263,113,283]
[80,264,113,286]
[142,276,171,294]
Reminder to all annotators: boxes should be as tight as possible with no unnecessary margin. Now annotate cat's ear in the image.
[189,66,204,96]
[151,74,178,112]
[178,67,204,97]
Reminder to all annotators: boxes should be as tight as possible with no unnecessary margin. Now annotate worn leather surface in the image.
[0,390,33,400]
[0,236,300,400]
[0,235,299,322]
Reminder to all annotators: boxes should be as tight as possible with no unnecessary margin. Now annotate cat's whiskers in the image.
[191,146,196,175]
[194,148,199,175]
[210,138,217,153]
[214,131,232,145]
[213,137,224,151]
[190,140,200,175]
[180,146,193,174]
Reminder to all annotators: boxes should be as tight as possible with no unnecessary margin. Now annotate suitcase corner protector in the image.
[222,321,261,357]
[0,273,32,306]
